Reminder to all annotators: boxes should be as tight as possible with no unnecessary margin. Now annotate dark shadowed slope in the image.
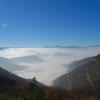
[0,66,45,100]
[0,66,28,89]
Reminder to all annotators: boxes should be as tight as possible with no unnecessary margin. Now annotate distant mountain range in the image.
[44,45,84,48]
[0,47,8,50]
[53,54,100,90]
[0,45,100,49]
[0,57,26,71]
[0,55,43,72]
[44,45,100,48]
[0,47,3,50]
[11,55,43,64]
[88,45,100,47]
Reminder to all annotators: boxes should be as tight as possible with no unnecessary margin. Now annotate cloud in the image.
[0,47,100,85]
[54,52,73,56]
[2,23,7,28]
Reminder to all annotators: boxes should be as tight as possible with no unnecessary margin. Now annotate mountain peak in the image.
[95,54,100,60]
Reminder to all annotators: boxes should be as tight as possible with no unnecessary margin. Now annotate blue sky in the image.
[0,0,100,47]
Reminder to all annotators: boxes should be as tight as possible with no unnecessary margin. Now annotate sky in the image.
[0,0,100,47]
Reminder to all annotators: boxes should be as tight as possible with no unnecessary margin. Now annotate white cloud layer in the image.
[0,47,100,85]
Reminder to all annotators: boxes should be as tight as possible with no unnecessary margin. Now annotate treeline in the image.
[0,82,100,100]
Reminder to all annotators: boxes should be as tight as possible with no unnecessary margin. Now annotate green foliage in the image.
[95,83,100,100]
[28,82,44,100]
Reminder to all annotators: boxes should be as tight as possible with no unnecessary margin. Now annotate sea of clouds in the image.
[0,47,100,85]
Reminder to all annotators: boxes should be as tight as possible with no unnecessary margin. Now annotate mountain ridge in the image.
[53,54,100,90]
[11,55,43,64]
